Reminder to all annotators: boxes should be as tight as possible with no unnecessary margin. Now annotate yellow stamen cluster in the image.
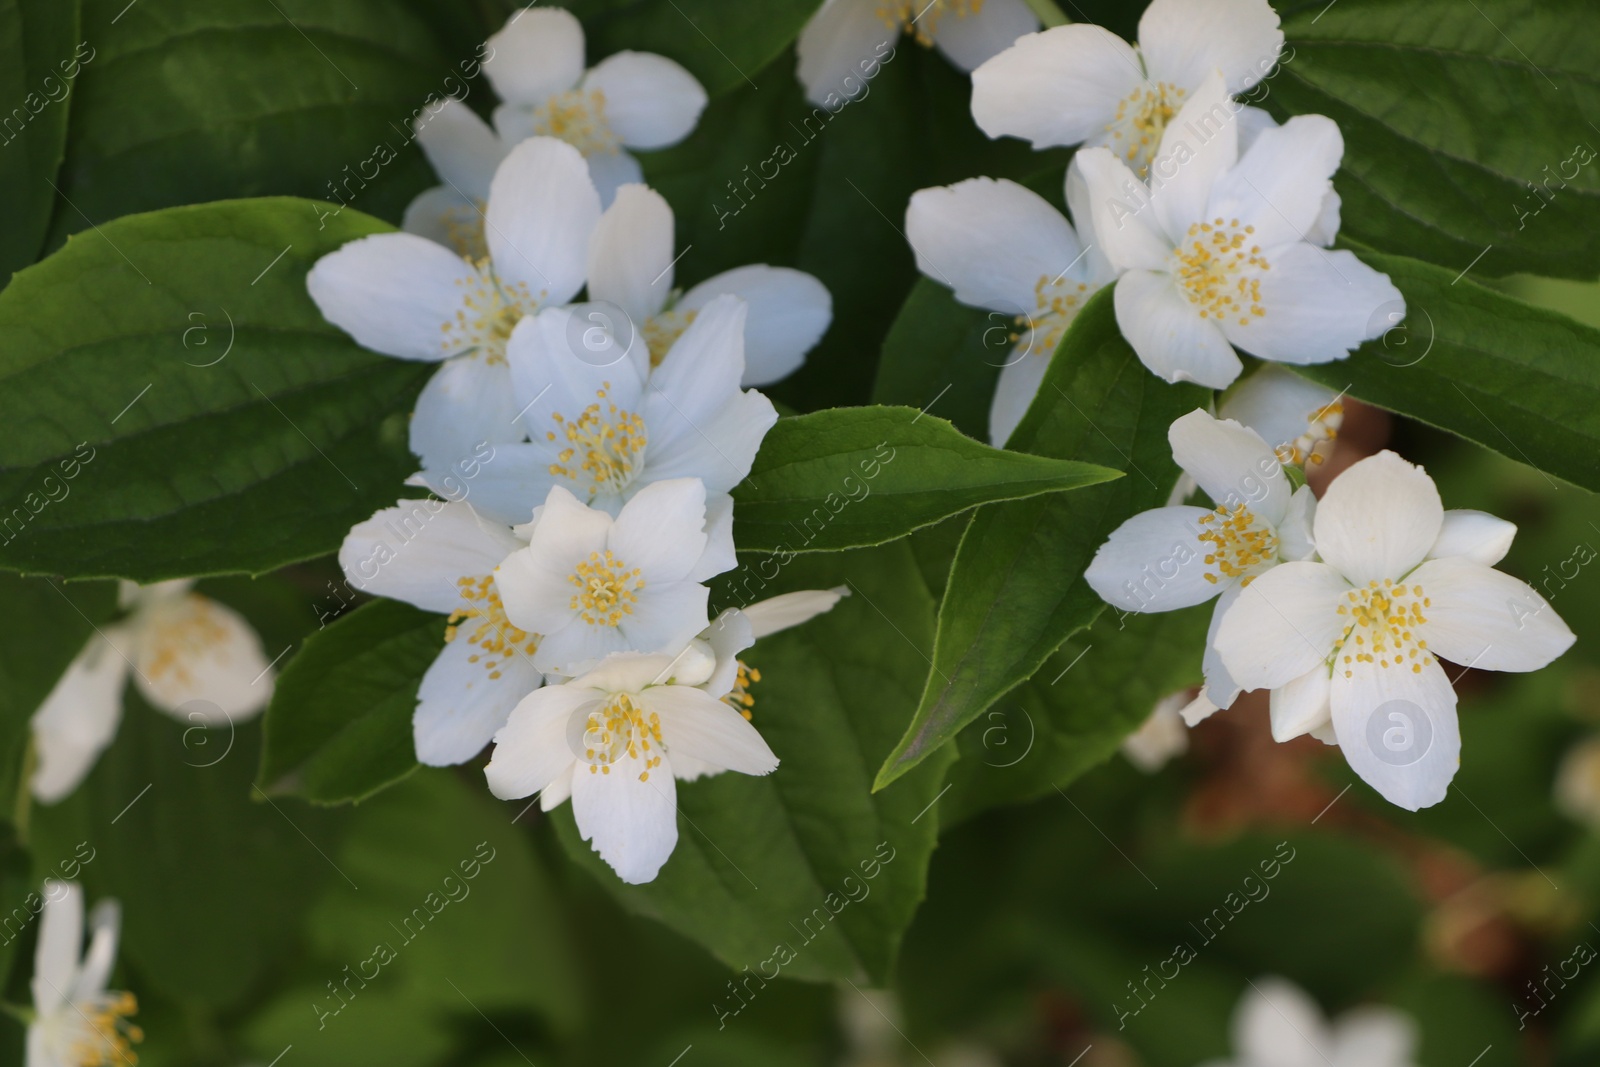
[1175,218,1270,326]
[1335,579,1433,678]
[531,88,620,156]
[1277,400,1345,468]
[72,990,143,1067]
[441,199,489,261]
[723,659,761,721]
[568,550,644,627]
[546,384,648,496]
[644,307,698,368]
[1013,275,1092,358]
[878,0,985,46]
[1107,81,1187,172]
[446,575,539,680]
[142,596,230,690]
[581,692,664,781]
[1196,504,1278,585]
[442,259,542,362]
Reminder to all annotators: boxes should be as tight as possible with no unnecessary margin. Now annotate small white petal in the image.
[610,478,710,582]
[1270,665,1332,742]
[989,348,1051,448]
[1121,692,1190,772]
[414,636,543,767]
[1072,148,1174,273]
[31,634,130,805]
[33,881,84,1013]
[486,137,602,306]
[929,0,1039,71]
[409,356,521,472]
[133,594,273,720]
[402,185,486,254]
[412,97,504,199]
[796,0,900,108]
[341,499,523,613]
[1085,505,1221,613]
[743,587,849,638]
[1410,557,1575,672]
[1217,364,1340,459]
[1148,71,1238,242]
[307,234,476,361]
[540,764,575,810]
[1332,1008,1420,1065]
[1430,510,1516,566]
[1180,689,1221,726]
[1234,977,1333,1066]
[571,749,679,883]
[1167,408,1291,526]
[1138,0,1284,94]
[678,265,833,387]
[1227,245,1405,366]
[691,492,738,584]
[587,183,675,324]
[1313,450,1441,586]
[483,6,586,105]
[484,684,594,799]
[1215,561,1350,690]
[582,51,707,149]
[1209,114,1342,249]
[1330,651,1460,811]
[642,685,778,774]
[72,899,120,1003]
[1201,582,1244,709]
[969,25,1144,149]
[581,148,647,209]
[1278,485,1319,562]
[1114,269,1243,388]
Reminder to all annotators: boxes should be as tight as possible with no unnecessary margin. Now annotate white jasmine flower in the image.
[27,881,141,1067]
[1555,736,1600,827]
[1075,75,1403,389]
[31,581,272,804]
[1214,452,1574,810]
[1218,365,1344,469]
[494,478,724,676]
[339,500,541,767]
[1121,691,1190,772]
[406,5,706,220]
[584,183,832,386]
[904,167,1117,445]
[970,0,1283,176]
[420,293,777,531]
[1200,976,1420,1067]
[1085,409,1316,724]
[309,137,602,475]
[484,650,778,883]
[1236,108,1341,247]
[797,0,1038,107]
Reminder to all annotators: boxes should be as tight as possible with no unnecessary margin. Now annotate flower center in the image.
[58,990,142,1067]
[1277,399,1345,468]
[568,550,645,627]
[1014,274,1093,359]
[546,384,649,496]
[1196,504,1278,585]
[446,575,539,679]
[723,659,760,721]
[441,198,489,261]
[580,692,663,780]
[1107,80,1187,174]
[879,0,985,46]
[531,88,620,157]
[1336,579,1434,678]
[443,259,543,363]
[644,307,697,368]
[1174,218,1270,326]
[141,596,229,690]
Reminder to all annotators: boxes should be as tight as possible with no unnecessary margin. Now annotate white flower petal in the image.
[929,0,1038,71]
[1218,364,1340,458]
[569,652,680,694]
[1215,560,1350,690]
[571,749,679,883]
[414,635,543,767]
[1209,114,1342,249]
[1063,156,1120,284]
[619,581,712,660]
[482,6,586,105]
[132,594,272,720]
[1234,976,1333,1066]
[342,499,523,612]
[587,183,675,324]
[31,634,130,805]
[307,233,476,361]
[1201,582,1244,709]
[1138,0,1283,94]
[409,356,521,472]
[643,685,778,774]
[646,293,748,417]
[701,609,755,699]
[1430,509,1516,566]
[582,148,646,209]
[540,764,575,810]
[1167,408,1290,526]
[1410,557,1574,672]
[969,25,1144,149]
[1114,269,1243,388]
[1309,188,1342,247]
[1084,505,1220,613]
[1121,692,1190,772]
[1229,244,1404,366]
[486,137,601,306]
[1278,484,1319,563]
[1180,689,1221,726]
[642,387,777,496]
[691,492,738,584]
[611,478,710,581]
[989,348,1051,448]
[496,486,612,633]
[1074,148,1174,272]
[796,0,900,107]
[33,881,84,1014]
[534,620,633,678]
[678,265,833,387]
[1270,665,1332,742]
[905,177,1080,315]
[72,899,120,1003]
[402,185,485,252]
[1313,450,1441,586]
[1330,652,1460,811]
[1332,1008,1420,1065]
[581,51,707,150]
[1148,71,1238,241]
[483,683,593,799]
[412,97,504,199]
[743,587,849,639]
[414,442,556,529]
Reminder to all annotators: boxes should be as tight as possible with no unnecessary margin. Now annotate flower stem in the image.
[1023,0,1070,27]
[0,1001,34,1025]
[12,737,34,849]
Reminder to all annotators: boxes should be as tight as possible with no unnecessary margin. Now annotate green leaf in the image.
[875,288,1205,789]
[731,406,1121,554]
[0,197,430,581]
[871,278,1004,443]
[258,600,440,805]
[1291,249,1600,493]
[1275,0,1600,278]
[577,0,817,98]
[942,605,1210,825]
[0,0,78,280]
[553,541,952,984]
[48,0,472,239]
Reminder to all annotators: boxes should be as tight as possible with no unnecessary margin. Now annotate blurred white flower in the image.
[27,881,141,1067]
[972,0,1281,176]
[1555,735,1600,826]
[1122,691,1191,772]
[1199,976,1419,1067]
[1218,365,1344,470]
[31,580,271,803]
[1216,451,1573,810]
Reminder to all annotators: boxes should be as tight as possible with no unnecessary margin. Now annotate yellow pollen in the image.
[442,258,544,363]
[67,990,142,1067]
[1175,218,1269,324]
[568,549,645,627]
[547,384,648,495]
[1014,275,1096,358]
[441,199,489,261]
[446,575,540,670]
[1335,581,1433,679]
[1106,80,1188,174]
[722,659,761,721]
[530,88,620,156]
[644,307,698,368]
[579,692,665,776]
[878,0,985,46]
[141,596,230,691]
[1276,400,1346,468]
[1196,503,1278,585]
